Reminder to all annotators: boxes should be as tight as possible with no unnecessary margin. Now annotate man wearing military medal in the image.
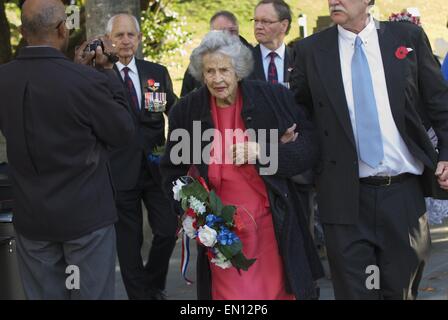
[106,13,178,300]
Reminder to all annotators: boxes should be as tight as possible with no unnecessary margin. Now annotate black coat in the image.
[291,22,448,225]
[110,59,177,190]
[0,47,134,241]
[160,80,324,299]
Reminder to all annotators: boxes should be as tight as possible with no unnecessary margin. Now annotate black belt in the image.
[359,173,413,186]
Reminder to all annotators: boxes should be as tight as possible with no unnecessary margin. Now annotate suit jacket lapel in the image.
[377,22,406,133]
[135,59,147,110]
[253,45,267,81]
[315,26,356,146]
[112,64,122,81]
[284,46,292,83]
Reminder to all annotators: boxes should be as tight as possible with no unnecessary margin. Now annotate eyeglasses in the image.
[250,19,281,26]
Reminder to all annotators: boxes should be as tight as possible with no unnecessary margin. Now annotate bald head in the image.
[21,0,67,43]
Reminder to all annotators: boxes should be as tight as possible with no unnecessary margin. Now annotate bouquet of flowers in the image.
[389,10,421,27]
[173,176,256,272]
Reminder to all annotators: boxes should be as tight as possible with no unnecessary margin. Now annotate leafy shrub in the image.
[141,0,191,62]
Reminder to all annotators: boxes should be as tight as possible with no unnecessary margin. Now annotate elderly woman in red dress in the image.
[161,31,323,300]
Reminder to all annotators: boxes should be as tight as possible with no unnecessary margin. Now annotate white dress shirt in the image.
[260,43,286,84]
[338,17,423,177]
[116,56,142,109]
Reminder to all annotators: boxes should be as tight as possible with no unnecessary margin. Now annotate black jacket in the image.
[160,80,324,299]
[110,58,177,190]
[291,22,448,224]
[0,47,134,241]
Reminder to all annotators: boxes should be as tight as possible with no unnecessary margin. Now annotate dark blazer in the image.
[110,58,177,190]
[180,35,254,97]
[291,22,448,225]
[249,44,295,83]
[0,47,134,241]
[160,80,324,300]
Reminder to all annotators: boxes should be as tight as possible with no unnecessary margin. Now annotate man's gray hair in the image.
[189,31,253,82]
[106,13,140,34]
[21,2,66,37]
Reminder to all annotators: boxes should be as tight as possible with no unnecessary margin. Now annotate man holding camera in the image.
[0,0,134,299]
[105,13,178,300]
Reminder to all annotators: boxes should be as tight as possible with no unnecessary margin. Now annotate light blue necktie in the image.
[352,36,384,168]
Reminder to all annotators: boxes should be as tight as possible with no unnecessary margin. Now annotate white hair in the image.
[189,31,254,82]
[105,13,140,35]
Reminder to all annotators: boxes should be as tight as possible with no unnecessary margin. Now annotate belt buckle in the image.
[385,176,392,186]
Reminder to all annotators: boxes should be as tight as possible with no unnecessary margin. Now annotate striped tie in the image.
[123,67,140,111]
[267,52,278,84]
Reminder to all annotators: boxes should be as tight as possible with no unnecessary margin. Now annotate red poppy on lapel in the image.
[395,46,410,60]
[147,79,155,87]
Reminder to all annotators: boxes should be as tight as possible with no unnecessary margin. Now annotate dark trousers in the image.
[323,175,431,300]
[16,225,116,300]
[115,164,178,300]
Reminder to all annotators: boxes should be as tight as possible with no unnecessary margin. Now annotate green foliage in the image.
[231,252,257,271]
[5,2,21,51]
[141,0,191,63]
[208,191,223,216]
[151,144,166,156]
[219,241,242,258]
[221,205,236,225]
[180,180,209,203]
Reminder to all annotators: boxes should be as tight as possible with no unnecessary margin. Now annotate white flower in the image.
[182,216,197,239]
[197,225,217,247]
[189,196,206,215]
[211,249,233,269]
[172,179,186,201]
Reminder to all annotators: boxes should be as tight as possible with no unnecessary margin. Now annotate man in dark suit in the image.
[251,0,316,242]
[0,0,134,299]
[291,0,448,299]
[180,10,253,97]
[106,13,178,300]
[250,0,294,86]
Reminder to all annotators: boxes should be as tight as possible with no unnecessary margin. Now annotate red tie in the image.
[267,52,278,84]
[123,67,139,111]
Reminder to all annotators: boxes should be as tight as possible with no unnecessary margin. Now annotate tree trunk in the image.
[0,0,12,64]
[85,0,140,39]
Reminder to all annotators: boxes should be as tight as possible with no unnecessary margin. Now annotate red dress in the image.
[208,88,295,300]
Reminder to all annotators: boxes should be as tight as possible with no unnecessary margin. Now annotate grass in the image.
[159,0,448,96]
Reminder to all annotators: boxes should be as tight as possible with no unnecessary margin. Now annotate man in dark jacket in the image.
[0,0,134,299]
[249,0,295,86]
[291,0,448,299]
[180,10,253,97]
[106,13,178,300]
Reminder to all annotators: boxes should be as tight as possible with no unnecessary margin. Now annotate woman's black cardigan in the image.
[160,80,324,299]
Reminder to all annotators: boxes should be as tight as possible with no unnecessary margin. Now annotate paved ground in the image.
[114,214,448,300]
